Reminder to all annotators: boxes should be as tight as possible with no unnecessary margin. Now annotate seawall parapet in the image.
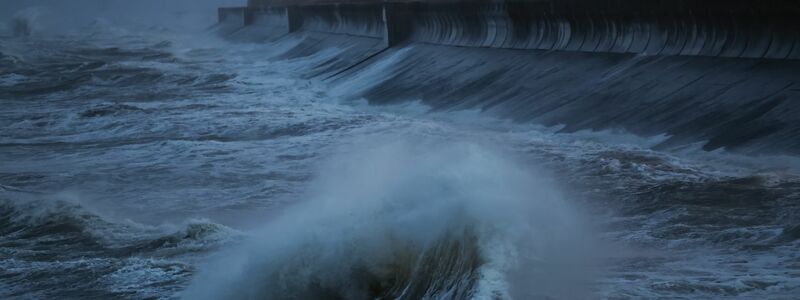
[226,0,800,59]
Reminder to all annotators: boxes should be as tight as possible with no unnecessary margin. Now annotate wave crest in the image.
[0,194,239,258]
[184,138,591,299]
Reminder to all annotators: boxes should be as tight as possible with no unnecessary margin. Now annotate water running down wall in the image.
[217,0,800,155]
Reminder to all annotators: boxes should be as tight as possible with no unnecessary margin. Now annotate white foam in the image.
[329,46,414,97]
[183,136,593,299]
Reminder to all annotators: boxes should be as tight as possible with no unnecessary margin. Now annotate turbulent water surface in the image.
[1,20,800,300]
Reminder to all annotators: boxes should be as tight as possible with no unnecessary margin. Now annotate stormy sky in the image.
[0,0,244,34]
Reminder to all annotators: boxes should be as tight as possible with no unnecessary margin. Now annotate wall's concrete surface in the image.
[247,0,800,14]
[217,1,800,154]
[295,4,385,38]
[226,0,800,60]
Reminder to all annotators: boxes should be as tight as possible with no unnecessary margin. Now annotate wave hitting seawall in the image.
[216,0,800,155]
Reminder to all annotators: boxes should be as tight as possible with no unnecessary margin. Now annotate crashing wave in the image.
[184,138,592,299]
[9,7,48,37]
[11,18,31,37]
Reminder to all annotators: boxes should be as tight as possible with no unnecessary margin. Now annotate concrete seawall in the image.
[217,0,800,155]
[224,0,800,59]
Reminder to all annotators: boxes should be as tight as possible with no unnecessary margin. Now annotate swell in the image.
[520,146,800,267]
[0,195,238,259]
[0,192,240,299]
[0,39,234,100]
[0,110,366,149]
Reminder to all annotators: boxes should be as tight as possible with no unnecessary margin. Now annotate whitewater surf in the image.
[2,0,800,299]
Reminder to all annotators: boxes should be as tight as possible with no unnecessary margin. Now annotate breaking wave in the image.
[0,193,240,257]
[0,191,242,299]
[184,138,592,299]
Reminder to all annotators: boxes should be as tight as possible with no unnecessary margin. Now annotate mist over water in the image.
[2,1,800,299]
[184,138,591,299]
[0,0,241,37]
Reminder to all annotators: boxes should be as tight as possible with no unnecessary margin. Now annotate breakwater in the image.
[217,0,800,155]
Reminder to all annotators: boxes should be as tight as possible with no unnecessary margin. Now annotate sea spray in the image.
[183,137,592,299]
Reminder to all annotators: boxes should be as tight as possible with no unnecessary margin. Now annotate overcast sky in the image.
[0,0,244,33]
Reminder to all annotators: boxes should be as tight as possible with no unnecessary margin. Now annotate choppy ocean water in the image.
[1,19,800,300]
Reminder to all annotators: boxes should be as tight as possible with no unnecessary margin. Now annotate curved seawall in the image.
[403,1,800,59]
[218,0,800,155]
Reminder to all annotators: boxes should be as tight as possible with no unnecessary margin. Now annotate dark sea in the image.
[1,9,800,300]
